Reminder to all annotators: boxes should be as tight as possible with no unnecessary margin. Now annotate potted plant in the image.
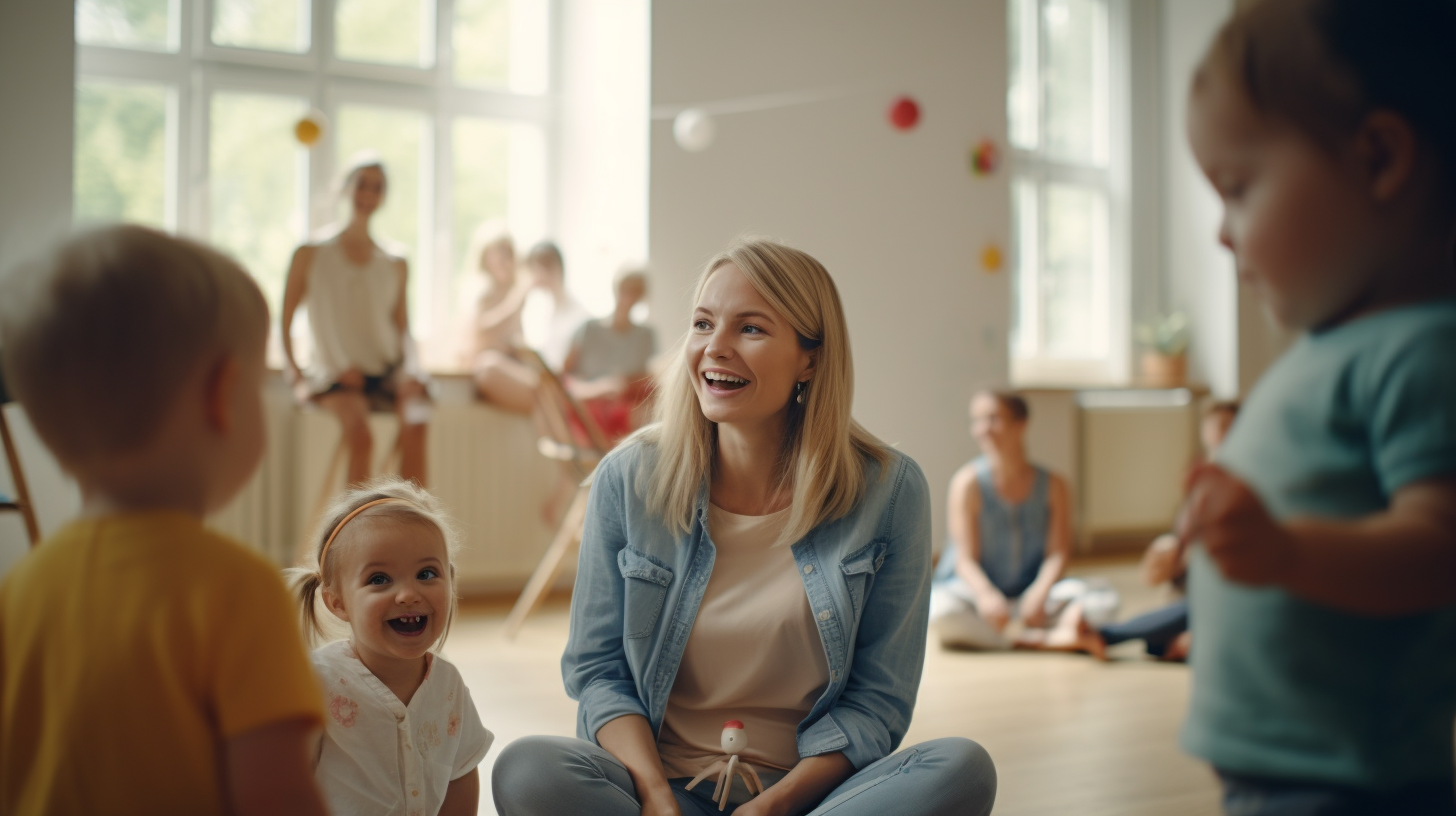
[1136,310,1190,388]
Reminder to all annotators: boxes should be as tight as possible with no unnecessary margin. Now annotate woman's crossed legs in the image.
[492,735,996,816]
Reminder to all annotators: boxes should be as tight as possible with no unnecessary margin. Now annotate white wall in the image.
[1159,0,1290,398]
[1160,0,1238,397]
[649,1,1010,545]
[554,0,650,317]
[0,0,79,575]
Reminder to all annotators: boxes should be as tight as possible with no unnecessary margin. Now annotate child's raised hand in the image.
[1177,464,1296,587]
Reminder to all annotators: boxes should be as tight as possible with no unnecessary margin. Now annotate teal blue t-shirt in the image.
[1183,299,1456,789]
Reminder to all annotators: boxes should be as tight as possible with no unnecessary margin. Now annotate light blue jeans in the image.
[492,735,996,816]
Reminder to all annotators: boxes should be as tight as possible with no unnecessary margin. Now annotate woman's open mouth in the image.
[703,370,749,392]
[387,615,428,636]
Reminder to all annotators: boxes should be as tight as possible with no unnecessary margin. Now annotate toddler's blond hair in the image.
[0,224,268,470]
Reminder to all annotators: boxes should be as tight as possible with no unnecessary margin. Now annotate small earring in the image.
[796,381,806,404]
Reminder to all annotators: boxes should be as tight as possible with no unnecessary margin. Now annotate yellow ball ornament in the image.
[980,244,1003,273]
[294,111,326,147]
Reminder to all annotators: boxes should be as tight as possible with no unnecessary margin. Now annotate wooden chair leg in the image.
[380,422,404,476]
[0,408,40,547]
[503,483,590,639]
[298,436,348,566]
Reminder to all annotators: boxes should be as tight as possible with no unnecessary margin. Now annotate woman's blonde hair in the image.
[642,238,889,547]
[284,476,461,649]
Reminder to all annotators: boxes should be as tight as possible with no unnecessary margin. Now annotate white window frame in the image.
[1008,0,1132,387]
[75,0,557,366]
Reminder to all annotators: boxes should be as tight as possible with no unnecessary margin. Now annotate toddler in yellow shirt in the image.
[0,225,328,816]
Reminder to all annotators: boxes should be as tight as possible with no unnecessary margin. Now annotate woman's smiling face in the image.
[687,262,814,430]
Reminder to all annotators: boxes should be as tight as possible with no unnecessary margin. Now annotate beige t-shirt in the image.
[657,504,830,779]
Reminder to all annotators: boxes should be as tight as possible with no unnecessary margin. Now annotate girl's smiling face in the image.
[687,263,814,430]
[323,515,452,669]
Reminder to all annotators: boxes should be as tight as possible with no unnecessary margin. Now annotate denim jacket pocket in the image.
[618,547,674,639]
[839,540,889,619]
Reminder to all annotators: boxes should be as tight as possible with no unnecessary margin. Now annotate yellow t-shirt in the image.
[0,511,323,815]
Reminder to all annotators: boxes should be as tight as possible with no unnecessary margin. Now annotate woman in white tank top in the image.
[281,156,429,488]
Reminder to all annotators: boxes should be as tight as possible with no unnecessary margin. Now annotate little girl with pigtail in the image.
[286,477,492,816]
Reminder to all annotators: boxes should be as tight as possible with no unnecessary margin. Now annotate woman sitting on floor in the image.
[491,238,996,816]
[929,390,1118,651]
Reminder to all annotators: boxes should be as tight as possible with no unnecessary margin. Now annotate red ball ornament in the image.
[971,139,1000,176]
[887,96,920,131]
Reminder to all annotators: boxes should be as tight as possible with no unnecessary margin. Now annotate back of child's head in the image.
[0,224,268,472]
[525,240,565,275]
[287,476,461,649]
[1199,0,1456,199]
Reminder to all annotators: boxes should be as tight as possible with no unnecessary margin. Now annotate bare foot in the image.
[1159,631,1191,662]
[1033,604,1109,660]
[1012,627,1048,649]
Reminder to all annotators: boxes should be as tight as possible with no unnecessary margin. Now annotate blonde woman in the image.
[281,155,429,486]
[492,239,996,816]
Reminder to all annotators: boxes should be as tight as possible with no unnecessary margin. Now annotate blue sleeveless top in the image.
[933,457,1051,598]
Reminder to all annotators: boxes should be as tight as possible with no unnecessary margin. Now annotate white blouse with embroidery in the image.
[312,640,492,816]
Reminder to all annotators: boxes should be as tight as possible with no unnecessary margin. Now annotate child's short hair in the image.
[1199,0,1456,192]
[1204,398,1241,421]
[613,264,648,295]
[286,476,461,649]
[524,240,565,275]
[974,388,1030,423]
[0,225,268,470]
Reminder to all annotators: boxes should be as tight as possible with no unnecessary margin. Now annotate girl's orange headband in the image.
[318,497,410,569]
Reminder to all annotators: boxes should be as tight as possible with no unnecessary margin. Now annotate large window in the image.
[74,0,551,368]
[1008,0,1129,385]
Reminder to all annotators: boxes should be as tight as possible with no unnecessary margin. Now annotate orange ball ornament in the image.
[294,111,326,147]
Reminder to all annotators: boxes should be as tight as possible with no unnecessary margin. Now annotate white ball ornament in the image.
[674,108,717,152]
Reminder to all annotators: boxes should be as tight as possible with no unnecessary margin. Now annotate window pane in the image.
[210,92,308,329]
[76,0,176,51]
[454,0,549,93]
[74,81,171,229]
[452,118,546,304]
[336,104,431,330]
[335,0,433,67]
[1007,0,1038,151]
[1040,182,1110,357]
[212,0,310,53]
[1041,0,1108,164]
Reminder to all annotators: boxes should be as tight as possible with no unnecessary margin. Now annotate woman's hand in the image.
[284,365,312,405]
[1018,589,1050,628]
[730,796,784,816]
[976,590,1011,632]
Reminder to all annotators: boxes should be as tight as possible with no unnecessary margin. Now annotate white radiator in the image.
[209,375,563,595]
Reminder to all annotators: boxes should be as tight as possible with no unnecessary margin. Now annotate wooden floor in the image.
[445,560,1221,816]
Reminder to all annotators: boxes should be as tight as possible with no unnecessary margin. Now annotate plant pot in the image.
[1140,352,1187,388]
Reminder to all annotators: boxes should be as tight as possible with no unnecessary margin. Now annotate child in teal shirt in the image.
[1181,1,1456,814]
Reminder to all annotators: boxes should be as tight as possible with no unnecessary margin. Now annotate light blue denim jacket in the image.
[561,438,934,771]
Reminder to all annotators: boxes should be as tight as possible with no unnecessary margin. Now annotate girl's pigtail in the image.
[283,566,326,647]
